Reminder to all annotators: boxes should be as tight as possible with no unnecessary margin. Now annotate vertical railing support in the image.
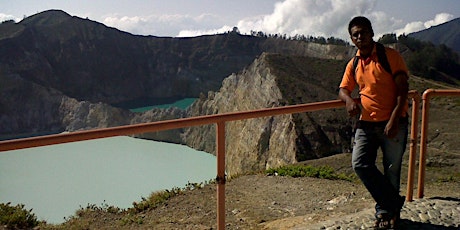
[405,91,420,201]
[216,121,226,230]
[417,90,431,199]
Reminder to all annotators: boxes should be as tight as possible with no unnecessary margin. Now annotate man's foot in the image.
[374,213,391,229]
[374,213,399,229]
[374,196,405,229]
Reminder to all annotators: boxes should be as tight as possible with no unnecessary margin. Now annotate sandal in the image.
[374,196,404,229]
[374,212,399,230]
[374,213,391,229]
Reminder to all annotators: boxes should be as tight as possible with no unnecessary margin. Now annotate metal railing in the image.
[416,89,460,199]
[1,89,456,229]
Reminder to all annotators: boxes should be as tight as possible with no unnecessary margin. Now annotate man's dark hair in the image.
[348,16,374,36]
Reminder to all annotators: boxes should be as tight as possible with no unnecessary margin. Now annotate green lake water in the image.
[0,136,216,224]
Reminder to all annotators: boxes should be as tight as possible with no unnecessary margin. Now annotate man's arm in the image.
[385,72,409,138]
[339,88,360,117]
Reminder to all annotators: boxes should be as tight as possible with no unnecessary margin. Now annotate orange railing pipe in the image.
[417,89,460,199]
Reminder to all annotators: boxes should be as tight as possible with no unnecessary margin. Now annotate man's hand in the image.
[385,120,399,138]
[385,71,408,138]
[339,88,360,117]
[345,99,361,117]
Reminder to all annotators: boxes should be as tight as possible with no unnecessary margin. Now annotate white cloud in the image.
[394,21,425,36]
[174,0,456,41]
[177,26,233,37]
[235,0,378,40]
[103,14,181,36]
[95,0,456,40]
[102,13,226,37]
[0,13,19,23]
[424,13,454,28]
[395,13,454,35]
[175,0,380,39]
[103,15,145,29]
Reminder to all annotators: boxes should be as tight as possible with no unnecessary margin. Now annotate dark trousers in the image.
[351,119,408,216]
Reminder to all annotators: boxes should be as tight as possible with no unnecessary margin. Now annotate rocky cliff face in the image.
[0,72,184,142]
[0,73,63,138]
[59,98,185,143]
[184,53,351,176]
[130,107,186,143]
[184,54,296,175]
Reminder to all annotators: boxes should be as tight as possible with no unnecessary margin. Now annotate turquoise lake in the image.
[0,136,216,224]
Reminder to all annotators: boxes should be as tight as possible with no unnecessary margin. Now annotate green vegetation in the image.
[266,165,353,181]
[1,19,15,24]
[378,33,398,44]
[0,202,40,229]
[74,202,123,217]
[379,33,460,85]
[400,34,460,84]
[246,28,349,46]
[130,188,183,213]
[253,28,460,86]
[129,181,206,213]
[437,175,460,183]
[117,187,187,225]
[57,181,209,227]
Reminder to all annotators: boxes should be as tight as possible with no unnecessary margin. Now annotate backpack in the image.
[352,42,392,82]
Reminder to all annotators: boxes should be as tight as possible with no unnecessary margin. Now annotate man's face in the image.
[349,25,373,49]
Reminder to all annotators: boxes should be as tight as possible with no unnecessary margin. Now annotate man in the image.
[338,16,409,229]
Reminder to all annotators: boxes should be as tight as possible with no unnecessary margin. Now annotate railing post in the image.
[216,121,226,230]
[417,90,431,198]
[405,91,420,202]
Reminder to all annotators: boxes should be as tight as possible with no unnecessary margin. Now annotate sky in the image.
[1,0,459,41]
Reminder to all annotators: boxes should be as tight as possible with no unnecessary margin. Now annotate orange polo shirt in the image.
[339,44,409,122]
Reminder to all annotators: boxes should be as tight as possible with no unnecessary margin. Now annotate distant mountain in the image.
[408,18,460,53]
[0,10,353,108]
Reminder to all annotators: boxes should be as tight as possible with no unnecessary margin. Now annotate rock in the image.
[184,53,351,176]
[130,107,186,143]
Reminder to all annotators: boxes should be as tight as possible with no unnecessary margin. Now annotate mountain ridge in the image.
[408,17,460,53]
[1,10,354,105]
